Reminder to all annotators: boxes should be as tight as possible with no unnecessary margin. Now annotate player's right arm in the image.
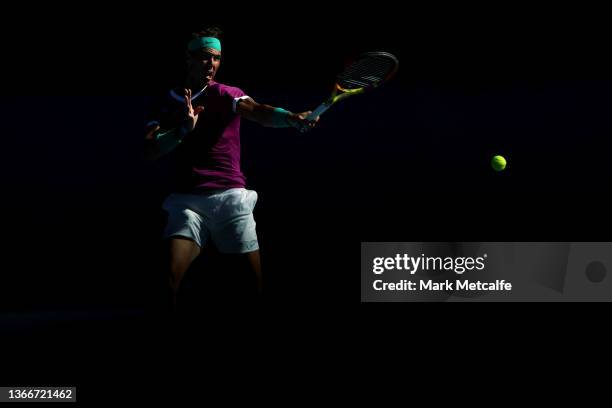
[236,97,318,131]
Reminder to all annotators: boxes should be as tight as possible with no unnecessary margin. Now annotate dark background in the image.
[1,7,611,303]
[2,5,611,308]
[0,3,611,397]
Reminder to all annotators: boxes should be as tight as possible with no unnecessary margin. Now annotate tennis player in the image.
[144,26,318,310]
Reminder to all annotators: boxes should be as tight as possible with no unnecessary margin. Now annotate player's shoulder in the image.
[208,81,246,98]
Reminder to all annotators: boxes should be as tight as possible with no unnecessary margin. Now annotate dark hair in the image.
[192,26,223,40]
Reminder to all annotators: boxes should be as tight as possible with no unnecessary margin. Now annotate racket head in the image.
[335,51,399,95]
[303,51,399,127]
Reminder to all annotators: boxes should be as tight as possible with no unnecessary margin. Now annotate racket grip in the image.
[306,103,330,121]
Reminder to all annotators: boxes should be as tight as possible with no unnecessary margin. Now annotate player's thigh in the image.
[167,237,201,279]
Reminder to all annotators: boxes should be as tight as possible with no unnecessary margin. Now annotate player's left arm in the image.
[236,97,318,131]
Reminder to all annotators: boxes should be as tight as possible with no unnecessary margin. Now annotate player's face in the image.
[187,47,221,84]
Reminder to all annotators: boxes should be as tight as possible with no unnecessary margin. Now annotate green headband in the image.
[188,37,222,52]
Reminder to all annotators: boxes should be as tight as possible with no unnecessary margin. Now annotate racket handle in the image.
[307,103,330,121]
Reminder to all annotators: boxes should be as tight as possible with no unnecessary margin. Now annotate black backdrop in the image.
[1,3,611,401]
[1,5,611,311]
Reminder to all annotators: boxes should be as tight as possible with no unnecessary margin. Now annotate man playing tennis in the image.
[144,26,318,310]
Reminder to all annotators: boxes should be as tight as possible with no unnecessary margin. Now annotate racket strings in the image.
[345,61,395,79]
[338,57,397,89]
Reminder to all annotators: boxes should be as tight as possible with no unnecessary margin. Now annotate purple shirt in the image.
[147,81,248,192]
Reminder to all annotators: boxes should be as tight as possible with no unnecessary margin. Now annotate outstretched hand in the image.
[183,88,205,132]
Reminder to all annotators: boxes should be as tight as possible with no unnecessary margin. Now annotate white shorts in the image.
[162,188,259,254]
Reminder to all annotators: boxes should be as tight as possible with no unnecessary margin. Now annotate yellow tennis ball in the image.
[491,155,507,171]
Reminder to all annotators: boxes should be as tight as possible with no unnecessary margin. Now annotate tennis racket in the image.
[302,51,399,131]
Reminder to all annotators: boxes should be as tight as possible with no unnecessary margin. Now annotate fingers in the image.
[184,88,193,111]
[291,111,319,133]
[303,111,320,123]
[193,105,205,115]
[298,112,317,123]
[299,119,317,133]
[303,112,318,128]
